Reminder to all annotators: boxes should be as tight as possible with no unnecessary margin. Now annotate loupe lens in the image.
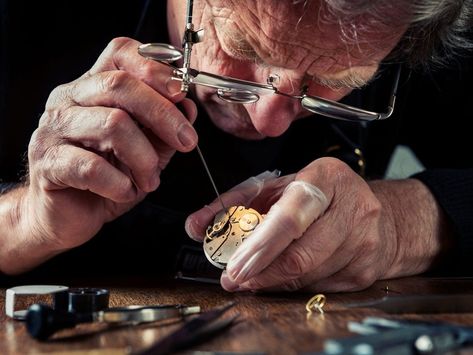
[217,89,259,103]
[138,43,183,62]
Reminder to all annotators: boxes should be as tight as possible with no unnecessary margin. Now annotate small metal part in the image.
[415,335,435,353]
[97,304,201,324]
[181,0,196,92]
[267,74,280,87]
[326,317,473,355]
[67,288,109,314]
[306,294,326,314]
[203,206,264,269]
[137,302,237,355]
[25,303,201,340]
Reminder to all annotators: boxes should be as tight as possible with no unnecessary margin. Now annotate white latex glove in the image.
[185,169,283,240]
[186,159,337,292]
[187,156,450,292]
[223,179,328,286]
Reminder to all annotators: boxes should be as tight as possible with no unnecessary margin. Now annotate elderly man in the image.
[0,0,471,291]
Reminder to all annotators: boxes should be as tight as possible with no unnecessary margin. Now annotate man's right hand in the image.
[0,37,197,274]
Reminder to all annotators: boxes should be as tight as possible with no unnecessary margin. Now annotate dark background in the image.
[0,0,471,283]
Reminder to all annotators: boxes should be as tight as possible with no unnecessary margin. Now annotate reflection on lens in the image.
[138,43,183,62]
[301,95,378,122]
[217,89,259,104]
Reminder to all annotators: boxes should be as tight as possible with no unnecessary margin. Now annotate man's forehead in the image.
[205,0,404,70]
[196,0,406,90]
[205,0,373,72]
[206,0,323,34]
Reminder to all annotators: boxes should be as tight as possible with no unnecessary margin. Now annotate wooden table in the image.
[1,276,473,354]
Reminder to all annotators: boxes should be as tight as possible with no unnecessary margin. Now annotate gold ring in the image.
[305,294,326,313]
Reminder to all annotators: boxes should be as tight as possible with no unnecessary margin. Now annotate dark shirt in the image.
[1,0,472,283]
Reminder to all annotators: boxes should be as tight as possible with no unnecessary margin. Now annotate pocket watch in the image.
[203,206,264,269]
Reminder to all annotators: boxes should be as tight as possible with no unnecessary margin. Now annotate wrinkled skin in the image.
[179,1,450,292]
[0,0,451,287]
[168,0,405,139]
[186,158,449,292]
[1,38,198,273]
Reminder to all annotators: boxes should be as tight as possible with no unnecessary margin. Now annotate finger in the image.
[308,234,382,293]
[223,239,358,292]
[139,98,198,173]
[176,98,198,124]
[87,37,186,102]
[223,158,372,292]
[39,144,138,203]
[219,212,344,291]
[184,170,282,241]
[63,70,198,152]
[309,256,379,293]
[226,180,329,284]
[229,200,381,292]
[56,106,160,192]
[221,270,306,293]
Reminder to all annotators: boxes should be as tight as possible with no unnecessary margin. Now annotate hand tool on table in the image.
[322,316,473,355]
[136,302,239,355]
[26,303,200,340]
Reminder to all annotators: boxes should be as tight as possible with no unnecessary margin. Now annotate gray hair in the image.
[299,0,473,67]
[397,0,473,67]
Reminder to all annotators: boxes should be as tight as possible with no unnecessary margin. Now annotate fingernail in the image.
[184,216,202,241]
[255,169,281,181]
[178,124,197,148]
[221,271,240,292]
[148,170,161,191]
[228,249,263,283]
[185,206,216,241]
[166,78,182,97]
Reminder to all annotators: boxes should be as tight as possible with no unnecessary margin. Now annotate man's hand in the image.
[0,37,197,274]
[186,158,451,292]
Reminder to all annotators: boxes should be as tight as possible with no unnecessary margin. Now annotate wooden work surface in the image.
[1,276,473,354]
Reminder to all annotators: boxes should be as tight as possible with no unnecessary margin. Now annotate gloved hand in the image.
[186,157,437,292]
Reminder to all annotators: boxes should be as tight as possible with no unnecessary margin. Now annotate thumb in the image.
[185,169,280,241]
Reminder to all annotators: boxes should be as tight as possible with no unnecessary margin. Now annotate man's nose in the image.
[245,92,302,137]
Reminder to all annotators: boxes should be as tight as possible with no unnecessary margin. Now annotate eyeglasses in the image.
[138,43,401,122]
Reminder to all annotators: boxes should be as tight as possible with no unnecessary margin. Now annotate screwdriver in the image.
[195,144,228,214]
[180,0,228,215]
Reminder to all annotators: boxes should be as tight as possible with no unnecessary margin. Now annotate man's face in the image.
[167,0,406,139]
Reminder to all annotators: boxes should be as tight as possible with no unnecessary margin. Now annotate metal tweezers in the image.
[136,302,239,355]
[26,303,202,340]
[315,317,473,354]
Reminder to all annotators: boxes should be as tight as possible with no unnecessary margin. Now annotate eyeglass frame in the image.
[138,43,401,123]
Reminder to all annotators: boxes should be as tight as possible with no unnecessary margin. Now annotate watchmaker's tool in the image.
[66,287,110,314]
[322,317,473,355]
[26,303,200,340]
[180,0,195,92]
[203,206,264,269]
[195,144,228,215]
[136,302,238,355]
[5,285,109,320]
[179,0,227,214]
[139,0,269,257]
